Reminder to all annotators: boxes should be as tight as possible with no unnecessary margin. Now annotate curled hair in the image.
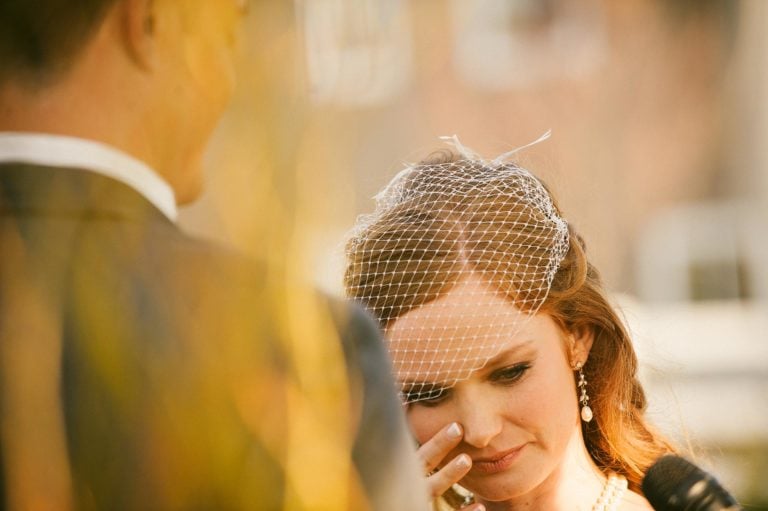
[544,225,677,490]
[345,151,676,498]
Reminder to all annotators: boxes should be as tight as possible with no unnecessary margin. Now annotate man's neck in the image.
[0,80,146,165]
[0,6,168,192]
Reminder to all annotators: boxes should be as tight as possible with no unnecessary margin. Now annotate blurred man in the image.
[0,1,424,509]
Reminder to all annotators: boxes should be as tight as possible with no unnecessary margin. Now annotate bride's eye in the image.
[401,386,451,407]
[491,362,532,385]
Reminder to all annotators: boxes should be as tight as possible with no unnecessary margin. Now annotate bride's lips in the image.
[470,444,527,474]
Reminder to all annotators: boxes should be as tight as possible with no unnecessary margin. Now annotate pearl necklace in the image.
[460,472,628,510]
[592,473,628,511]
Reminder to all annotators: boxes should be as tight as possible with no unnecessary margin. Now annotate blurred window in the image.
[296,0,412,106]
[635,201,768,303]
[451,0,607,90]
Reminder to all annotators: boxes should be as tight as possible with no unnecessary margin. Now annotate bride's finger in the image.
[417,422,464,474]
[426,453,472,498]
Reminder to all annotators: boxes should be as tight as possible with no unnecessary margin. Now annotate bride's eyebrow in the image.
[482,340,536,369]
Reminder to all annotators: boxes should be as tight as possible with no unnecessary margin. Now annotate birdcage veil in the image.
[344,133,569,404]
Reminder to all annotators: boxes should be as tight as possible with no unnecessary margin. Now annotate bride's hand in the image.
[417,422,484,510]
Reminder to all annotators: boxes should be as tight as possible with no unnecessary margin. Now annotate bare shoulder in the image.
[619,489,654,511]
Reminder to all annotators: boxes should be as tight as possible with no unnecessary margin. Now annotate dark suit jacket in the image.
[0,163,425,510]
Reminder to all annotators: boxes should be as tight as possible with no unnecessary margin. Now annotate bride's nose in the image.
[455,387,504,449]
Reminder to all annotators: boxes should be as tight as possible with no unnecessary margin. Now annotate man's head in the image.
[0,0,119,87]
[0,0,247,203]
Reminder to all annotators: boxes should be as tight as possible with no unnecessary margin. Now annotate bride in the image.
[344,145,676,510]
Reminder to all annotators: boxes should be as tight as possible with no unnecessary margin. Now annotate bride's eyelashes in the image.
[489,362,533,386]
[405,387,451,408]
[403,362,533,407]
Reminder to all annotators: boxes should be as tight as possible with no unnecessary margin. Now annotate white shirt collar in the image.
[0,132,178,222]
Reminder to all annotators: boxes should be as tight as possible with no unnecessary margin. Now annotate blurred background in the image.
[181,0,767,507]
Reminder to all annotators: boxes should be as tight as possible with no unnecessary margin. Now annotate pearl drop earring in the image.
[575,361,593,423]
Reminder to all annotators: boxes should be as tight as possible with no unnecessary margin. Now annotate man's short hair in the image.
[0,0,120,86]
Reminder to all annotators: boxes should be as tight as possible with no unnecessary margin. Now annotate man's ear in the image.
[568,325,594,367]
[120,0,155,70]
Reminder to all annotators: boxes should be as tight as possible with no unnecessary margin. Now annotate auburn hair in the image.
[344,151,676,498]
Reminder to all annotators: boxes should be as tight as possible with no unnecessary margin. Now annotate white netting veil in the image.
[344,136,569,404]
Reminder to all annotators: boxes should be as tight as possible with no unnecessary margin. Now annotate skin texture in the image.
[387,275,645,510]
[146,0,245,201]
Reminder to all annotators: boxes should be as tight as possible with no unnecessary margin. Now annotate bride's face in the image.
[387,276,589,502]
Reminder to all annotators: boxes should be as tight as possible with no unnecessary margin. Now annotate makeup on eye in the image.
[400,344,538,405]
[488,361,533,384]
[400,383,452,407]
[403,362,533,408]
[416,388,452,407]
[477,341,538,381]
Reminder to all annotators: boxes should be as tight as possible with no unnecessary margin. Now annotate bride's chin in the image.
[461,481,524,503]
[465,466,550,503]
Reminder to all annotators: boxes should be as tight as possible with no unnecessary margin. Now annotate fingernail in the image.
[455,454,471,468]
[446,422,462,438]
[476,505,486,511]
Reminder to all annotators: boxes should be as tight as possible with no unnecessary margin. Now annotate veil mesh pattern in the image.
[345,153,569,404]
